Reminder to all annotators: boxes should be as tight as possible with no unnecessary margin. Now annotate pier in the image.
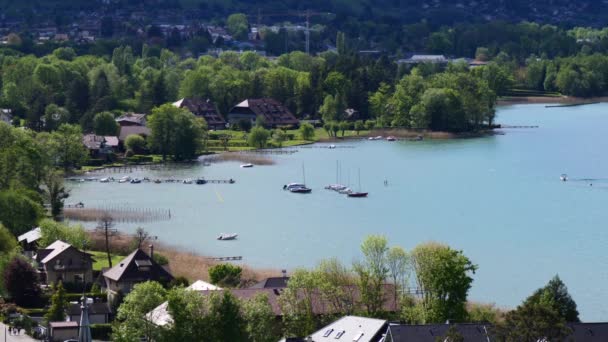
[67,177,236,184]
[206,256,243,261]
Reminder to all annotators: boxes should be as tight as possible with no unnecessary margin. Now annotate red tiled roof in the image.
[173,98,226,127]
[232,98,299,126]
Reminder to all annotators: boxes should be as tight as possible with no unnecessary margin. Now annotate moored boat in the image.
[183,179,193,184]
[560,174,568,182]
[196,178,207,185]
[217,233,238,240]
[290,186,312,193]
[118,176,131,183]
[347,192,368,198]
[386,136,396,141]
[154,179,162,184]
[130,178,142,184]
[241,163,254,168]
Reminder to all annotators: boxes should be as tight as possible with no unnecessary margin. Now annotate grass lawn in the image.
[90,250,125,271]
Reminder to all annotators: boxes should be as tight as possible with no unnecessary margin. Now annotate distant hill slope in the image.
[0,0,606,27]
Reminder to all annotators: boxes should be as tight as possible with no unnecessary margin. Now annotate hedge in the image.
[91,324,112,340]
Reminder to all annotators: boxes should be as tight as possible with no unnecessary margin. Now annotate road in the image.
[0,322,38,342]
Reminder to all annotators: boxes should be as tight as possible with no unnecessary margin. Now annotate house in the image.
[280,316,388,342]
[35,240,93,285]
[249,276,290,289]
[147,280,221,326]
[118,125,151,143]
[49,321,79,342]
[82,134,119,157]
[172,98,226,130]
[386,323,492,341]
[227,98,299,128]
[67,302,112,324]
[384,322,608,341]
[17,227,41,255]
[103,248,174,303]
[116,112,146,127]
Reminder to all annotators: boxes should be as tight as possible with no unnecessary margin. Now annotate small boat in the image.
[183,179,193,184]
[347,168,368,198]
[229,179,235,184]
[325,184,347,191]
[368,137,375,140]
[290,186,312,193]
[118,176,131,183]
[165,178,175,183]
[241,163,254,168]
[347,192,368,198]
[374,136,383,140]
[217,233,238,240]
[154,179,162,184]
[560,174,568,182]
[130,178,142,184]
[338,187,353,194]
[285,183,306,191]
[100,177,110,183]
[328,144,336,149]
[196,178,207,185]
[386,136,396,141]
[85,177,96,181]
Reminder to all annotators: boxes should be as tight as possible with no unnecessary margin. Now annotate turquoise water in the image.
[69,103,608,321]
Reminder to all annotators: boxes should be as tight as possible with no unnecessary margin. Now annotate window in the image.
[323,329,334,337]
[353,332,364,342]
[335,330,345,339]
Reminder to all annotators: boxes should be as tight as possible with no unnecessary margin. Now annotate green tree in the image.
[279,269,319,337]
[0,224,17,254]
[125,134,146,154]
[3,256,41,307]
[299,123,315,140]
[493,302,571,341]
[43,104,70,131]
[319,95,339,123]
[338,121,350,137]
[226,13,249,41]
[354,235,389,316]
[354,120,365,135]
[48,124,88,172]
[148,104,204,161]
[42,170,69,220]
[45,281,67,323]
[336,31,346,55]
[523,275,579,322]
[112,281,167,342]
[93,112,119,136]
[38,219,89,250]
[247,126,270,149]
[208,263,242,287]
[411,242,477,323]
[0,190,43,236]
[387,246,410,309]
[272,129,288,147]
[242,293,278,342]
[369,83,392,119]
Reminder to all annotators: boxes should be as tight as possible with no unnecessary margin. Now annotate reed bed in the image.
[86,230,279,285]
[64,206,171,223]
[204,152,275,165]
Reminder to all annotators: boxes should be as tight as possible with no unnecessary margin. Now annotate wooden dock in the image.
[206,256,243,261]
[497,125,539,129]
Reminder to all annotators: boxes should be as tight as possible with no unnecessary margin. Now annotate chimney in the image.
[149,244,154,259]
[281,269,287,278]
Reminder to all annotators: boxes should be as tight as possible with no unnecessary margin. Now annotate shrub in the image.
[91,323,112,339]
[3,257,41,307]
[208,264,242,287]
[125,134,147,154]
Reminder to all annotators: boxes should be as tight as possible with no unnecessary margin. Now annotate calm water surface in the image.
[69,103,608,321]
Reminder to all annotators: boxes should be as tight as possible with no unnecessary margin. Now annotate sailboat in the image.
[347,169,368,198]
[287,164,312,193]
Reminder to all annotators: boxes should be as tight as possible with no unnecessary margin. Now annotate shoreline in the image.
[497,95,608,106]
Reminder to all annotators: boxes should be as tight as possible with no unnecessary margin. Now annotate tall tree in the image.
[242,293,278,342]
[523,275,580,322]
[354,235,389,316]
[113,281,167,342]
[48,124,88,172]
[3,256,41,307]
[45,281,67,323]
[42,170,69,220]
[411,242,477,323]
[93,112,119,136]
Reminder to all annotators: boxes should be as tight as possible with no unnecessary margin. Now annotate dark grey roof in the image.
[568,323,608,341]
[250,277,290,289]
[103,249,173,283]
[67,302,111,316]
[387,323,492,342]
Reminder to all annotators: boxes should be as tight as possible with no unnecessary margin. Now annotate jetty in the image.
[206,256,243,261]
[67,177,235,184]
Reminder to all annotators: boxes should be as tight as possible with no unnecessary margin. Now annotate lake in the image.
[69,103,608,321]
